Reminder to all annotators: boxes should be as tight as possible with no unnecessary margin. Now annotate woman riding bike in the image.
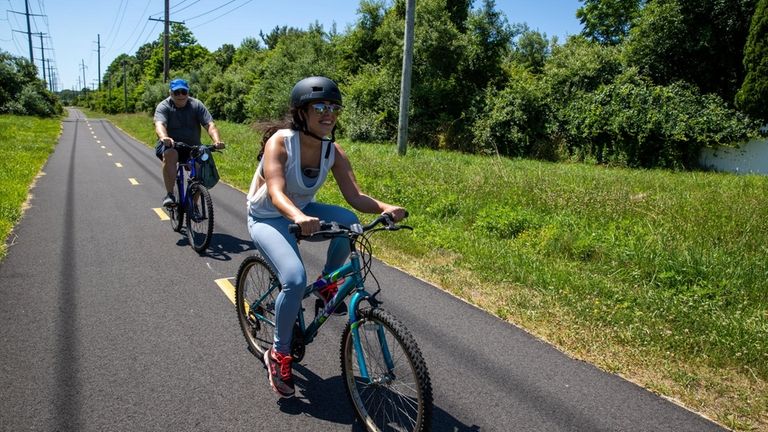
[246,76,406,397]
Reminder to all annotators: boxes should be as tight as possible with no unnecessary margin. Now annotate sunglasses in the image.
[310,103,342,114]
[173,89,188,96]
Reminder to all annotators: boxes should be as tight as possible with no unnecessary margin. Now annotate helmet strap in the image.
[297,110,336,158]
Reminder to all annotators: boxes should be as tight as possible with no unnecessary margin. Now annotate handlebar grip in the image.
[288,221,339,238]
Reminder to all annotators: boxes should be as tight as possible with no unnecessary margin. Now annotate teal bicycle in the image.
[235,213,432,432]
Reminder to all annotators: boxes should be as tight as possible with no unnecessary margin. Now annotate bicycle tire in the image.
[235,255,279,358]
[169,181,183,232]
[185,182,214,252]
[340,307,433,432]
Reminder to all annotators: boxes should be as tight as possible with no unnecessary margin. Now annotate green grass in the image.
[54,111,768,430]
[0,114,61,259]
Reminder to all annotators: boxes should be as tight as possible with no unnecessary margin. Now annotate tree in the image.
[625,0,757,104]
[232,37,262,66]
[461,0,513,88]
[212,44,236,70]
[338,0,387,76]
[245,26,340,121]
[142,23,211,81]
[259,25,303,50]
[736,0,768,121]
[576,0,645,45]
[0,50,61,117]
[508,26,550,74]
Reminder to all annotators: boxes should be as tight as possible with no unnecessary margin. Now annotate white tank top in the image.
[247,129,335,218]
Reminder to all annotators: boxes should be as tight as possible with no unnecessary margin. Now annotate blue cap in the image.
[169,78,189,91]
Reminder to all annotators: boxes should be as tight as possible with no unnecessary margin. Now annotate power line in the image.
[127,18,159,55]
[103,0,128,49]
[190,0,254,28]
[180,0,239,22]
[109,0,153,57]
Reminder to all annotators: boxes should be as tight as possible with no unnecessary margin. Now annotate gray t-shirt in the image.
[153,97,214,146]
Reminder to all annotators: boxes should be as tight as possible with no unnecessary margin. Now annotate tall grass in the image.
[0,114,61,259]
[100,112,767,430]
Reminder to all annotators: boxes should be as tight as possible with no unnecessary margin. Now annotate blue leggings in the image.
[247,202,359,354]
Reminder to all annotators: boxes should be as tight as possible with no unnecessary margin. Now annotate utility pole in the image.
[149,0,183,83]
[25,0,33,62]
[80,59,87,91]
[9,1,45,67]
[96,34,102,90]
[397,0,416,156]
[163,0,169,82]
[122,59,128,112]
[36,32,46,84]
[47,60,55,91]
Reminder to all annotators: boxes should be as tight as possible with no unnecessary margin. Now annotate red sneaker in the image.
[263,348,295,397]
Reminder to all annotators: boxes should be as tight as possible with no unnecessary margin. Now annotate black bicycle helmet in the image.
[290,76,342,108]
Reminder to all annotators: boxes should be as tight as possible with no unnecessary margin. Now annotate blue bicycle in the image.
[167,142,218,252]
[235,214,432,432]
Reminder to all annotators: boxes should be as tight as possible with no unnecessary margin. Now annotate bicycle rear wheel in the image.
[185,182,214,252]
[340,307,432,432]
[235,255,279,358]
[169,181,183,232]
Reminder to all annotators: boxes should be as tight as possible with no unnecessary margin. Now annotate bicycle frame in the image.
[174,158,198,212]
[253,238,391,383]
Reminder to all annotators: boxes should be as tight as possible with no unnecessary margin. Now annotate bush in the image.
[560,70,758,168]
[0,51,61,117]
[472,65,553,158]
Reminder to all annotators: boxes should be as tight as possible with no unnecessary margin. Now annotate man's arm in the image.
[206,121,225,149]
[155,121,174,147]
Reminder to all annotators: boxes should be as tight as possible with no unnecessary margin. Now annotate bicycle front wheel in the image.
[185,182,214,252]
[341,308,433,432]
[235,255,279,358]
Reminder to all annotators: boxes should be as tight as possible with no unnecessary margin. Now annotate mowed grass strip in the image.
[0,114,61,259]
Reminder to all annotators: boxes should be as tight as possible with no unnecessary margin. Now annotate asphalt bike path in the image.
[0,108,726,431]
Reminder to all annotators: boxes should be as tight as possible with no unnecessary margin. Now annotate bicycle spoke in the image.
[343,309,429,432]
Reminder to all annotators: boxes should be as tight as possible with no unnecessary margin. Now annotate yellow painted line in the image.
[153,208,170,220]
[106,152,113,156]
[100,145,106,149]
[97,140,101,144]
[216,278,237,305]
[115,162,123,168]
[129,178,139,185]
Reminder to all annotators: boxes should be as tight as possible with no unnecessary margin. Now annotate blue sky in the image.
[1,0,583,91]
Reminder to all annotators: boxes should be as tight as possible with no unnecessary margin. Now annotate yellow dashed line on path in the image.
[216,278,237,305]
[129,178,139,185]
[107,152,113,156]
[153,208,170,220]
[100,145,106,149]
[115,163,123,168]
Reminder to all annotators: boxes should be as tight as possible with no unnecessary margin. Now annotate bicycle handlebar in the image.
[172,141,223,155]
[288,211,411,239]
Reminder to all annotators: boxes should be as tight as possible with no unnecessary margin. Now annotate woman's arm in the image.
[331,143,407,221]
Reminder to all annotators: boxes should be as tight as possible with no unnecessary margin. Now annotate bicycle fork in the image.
[349,292,396,382]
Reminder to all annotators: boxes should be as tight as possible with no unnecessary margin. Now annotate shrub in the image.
[560,70,758,168]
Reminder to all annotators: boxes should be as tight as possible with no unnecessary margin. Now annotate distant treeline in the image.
[74,0,768,168]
